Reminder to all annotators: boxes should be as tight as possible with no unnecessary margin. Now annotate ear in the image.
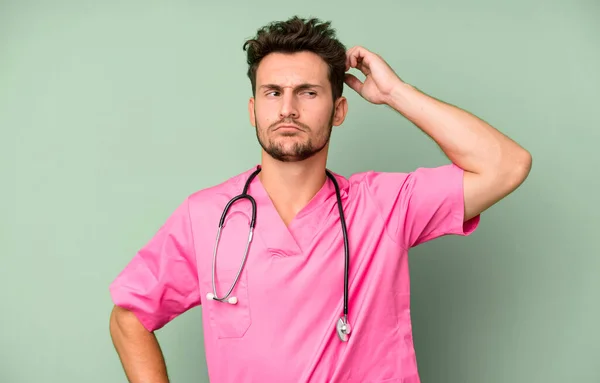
[332,96,348,127]
[248,97,256,127]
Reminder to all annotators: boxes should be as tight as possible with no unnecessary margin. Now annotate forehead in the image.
[255,51,330,87]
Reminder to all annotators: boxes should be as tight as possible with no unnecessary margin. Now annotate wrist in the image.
[384,80,419,115]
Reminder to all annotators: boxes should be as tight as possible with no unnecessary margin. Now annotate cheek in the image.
[254,104,278,125]
[313,104,334,124]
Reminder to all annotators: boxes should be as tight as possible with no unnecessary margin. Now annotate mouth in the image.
[274,124,303,132]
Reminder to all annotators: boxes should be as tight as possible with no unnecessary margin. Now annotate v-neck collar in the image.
[238,165,349,257]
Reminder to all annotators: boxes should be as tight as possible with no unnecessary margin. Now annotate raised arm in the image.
[344,46,532,221]
[384,81,532,221]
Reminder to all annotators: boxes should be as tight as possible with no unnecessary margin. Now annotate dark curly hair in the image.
[243,16,347,101]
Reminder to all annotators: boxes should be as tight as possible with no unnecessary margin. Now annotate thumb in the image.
[344,73,363,94]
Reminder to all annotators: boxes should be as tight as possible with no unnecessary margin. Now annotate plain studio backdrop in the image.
[1,1,599,382]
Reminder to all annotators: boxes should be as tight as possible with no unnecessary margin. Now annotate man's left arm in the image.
[345,46,532,221]
[384,81,532,221]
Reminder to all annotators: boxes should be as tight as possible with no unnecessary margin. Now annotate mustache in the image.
[269,118,310,131]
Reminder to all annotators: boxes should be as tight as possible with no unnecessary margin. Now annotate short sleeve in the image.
[365,163,480,249]
[109,197,201,332]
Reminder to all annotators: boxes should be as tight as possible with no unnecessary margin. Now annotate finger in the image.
[344,73,363,94]
[346,46,371,74]
[345,46,364,71]
[347,46,363,69]
[356,57,370,76]
[345,46,358,71]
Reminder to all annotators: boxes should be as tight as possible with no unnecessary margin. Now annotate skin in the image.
[109,306,169,382]
[109,46,532,382]
[249,47,532,225]
[248,51,349,226]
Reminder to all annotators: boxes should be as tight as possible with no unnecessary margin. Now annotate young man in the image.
[109,16,531,383]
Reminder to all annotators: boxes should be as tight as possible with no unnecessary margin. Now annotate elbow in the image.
[503,148,532,190]
[110,306,125,338]
[110,305,148,338]
[514,148,532,181]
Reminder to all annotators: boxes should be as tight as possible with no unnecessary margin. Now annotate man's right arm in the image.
[109,306,169,383]
[108,197,201,382]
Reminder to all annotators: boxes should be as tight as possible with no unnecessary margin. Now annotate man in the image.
[109,16,531,383]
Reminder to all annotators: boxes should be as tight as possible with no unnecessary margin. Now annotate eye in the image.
[302,91,317,97]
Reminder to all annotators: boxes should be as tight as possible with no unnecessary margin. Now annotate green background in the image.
[2,1,599,382]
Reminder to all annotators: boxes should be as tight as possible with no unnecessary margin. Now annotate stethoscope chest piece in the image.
[336,316,351,342]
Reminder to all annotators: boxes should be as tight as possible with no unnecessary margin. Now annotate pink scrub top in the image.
[110,163,480,382]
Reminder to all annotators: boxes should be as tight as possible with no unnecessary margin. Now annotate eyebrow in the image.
[259,83,323,91]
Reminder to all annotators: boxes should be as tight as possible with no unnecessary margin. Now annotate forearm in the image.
[110,306,169,383]
[385,81,531,176]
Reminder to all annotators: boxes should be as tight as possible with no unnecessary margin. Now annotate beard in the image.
[254,110,335,162]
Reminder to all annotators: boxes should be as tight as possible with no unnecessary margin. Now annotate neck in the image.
[258,150,328,224]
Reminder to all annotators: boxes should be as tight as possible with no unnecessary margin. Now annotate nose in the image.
[279,92,299,119]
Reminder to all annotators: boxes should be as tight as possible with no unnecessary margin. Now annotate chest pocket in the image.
[203,267,252,339]
[202,207,254,339]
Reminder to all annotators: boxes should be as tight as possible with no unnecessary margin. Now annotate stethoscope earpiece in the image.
[206,292,238,305]
[227,296,238,304]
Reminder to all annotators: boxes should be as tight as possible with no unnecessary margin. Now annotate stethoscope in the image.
[205,166,352,342]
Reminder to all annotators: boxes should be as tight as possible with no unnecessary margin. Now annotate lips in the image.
[275,125,302,131]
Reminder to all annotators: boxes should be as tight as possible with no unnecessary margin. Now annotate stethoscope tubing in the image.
[208,166,351,340]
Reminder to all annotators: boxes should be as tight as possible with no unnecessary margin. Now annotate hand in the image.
[344,46,403,105]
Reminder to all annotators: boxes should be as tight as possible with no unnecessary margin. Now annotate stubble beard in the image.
[254,111,334,163]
